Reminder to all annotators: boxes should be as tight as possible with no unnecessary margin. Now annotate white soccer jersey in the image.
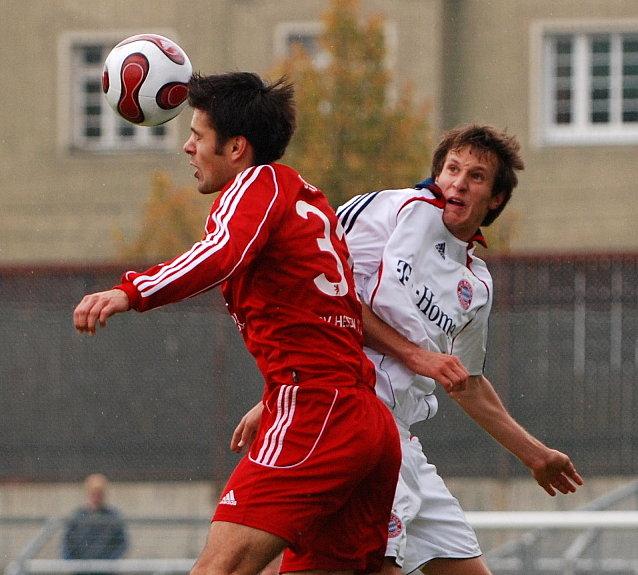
[337,182,493,427]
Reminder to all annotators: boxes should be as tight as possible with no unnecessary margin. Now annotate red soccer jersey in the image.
[116,163,375,395]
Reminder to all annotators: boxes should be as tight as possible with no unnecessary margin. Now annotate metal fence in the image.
[4,515,209,575]
[416,253,638,478]
[5,480,638,575]
[1,253,637,482]
[481,478,638,574]
[1,265,262,483]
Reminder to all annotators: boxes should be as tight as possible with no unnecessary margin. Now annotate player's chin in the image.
[195,181,209,195]
[442,211,464,231]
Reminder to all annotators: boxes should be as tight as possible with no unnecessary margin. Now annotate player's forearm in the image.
[452,375,549,469]
[360,301,422,368]
[116,244,229,312]
[360,302,469,390]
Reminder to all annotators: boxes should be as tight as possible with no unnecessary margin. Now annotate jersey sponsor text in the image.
[320,314,363,334]
[397,258,457,336]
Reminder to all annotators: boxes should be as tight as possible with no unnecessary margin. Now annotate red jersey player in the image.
[73,72,401,575]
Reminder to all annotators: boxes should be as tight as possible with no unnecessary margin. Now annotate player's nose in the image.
[451,171,469,192]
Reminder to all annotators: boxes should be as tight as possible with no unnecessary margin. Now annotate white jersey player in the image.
[231,125,584,575]
[339,183,491,428]
[336,125,583,575]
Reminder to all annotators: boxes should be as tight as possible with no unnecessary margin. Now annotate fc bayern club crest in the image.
[388,513,403,538]
[457,279,473,310]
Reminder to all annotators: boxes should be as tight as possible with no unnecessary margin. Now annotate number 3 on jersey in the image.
[296,200,349,297]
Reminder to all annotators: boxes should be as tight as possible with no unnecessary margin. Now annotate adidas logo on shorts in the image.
[220,490,238,506]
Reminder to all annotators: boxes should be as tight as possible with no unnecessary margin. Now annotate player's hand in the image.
[231,401,264,453]
[530,449,584,496]
[73,289,130,334]
[404,349,469,393]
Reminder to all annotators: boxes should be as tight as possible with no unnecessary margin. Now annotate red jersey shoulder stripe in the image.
[130,167,257,294]
[132,165,279,298]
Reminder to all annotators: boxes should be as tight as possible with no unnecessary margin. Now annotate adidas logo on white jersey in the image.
[219,490,237,506]
[435,242,446,259]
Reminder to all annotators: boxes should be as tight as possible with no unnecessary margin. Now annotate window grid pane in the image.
[282,29,330,69]
[81,77,103,139]
[286,33,319,57]
[623,36,638,122]
[118,120,136,138]
[591,36,611,123]
[82,45,103,65]
[554,38,573,124]
[544,30,638,140]
[151,125,167,137]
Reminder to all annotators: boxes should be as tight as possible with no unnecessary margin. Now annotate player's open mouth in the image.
[447,197,465,207]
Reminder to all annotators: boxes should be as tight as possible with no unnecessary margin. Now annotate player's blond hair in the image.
[430,124,525,226]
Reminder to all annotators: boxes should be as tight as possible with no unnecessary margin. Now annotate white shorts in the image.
[386,424,482,573]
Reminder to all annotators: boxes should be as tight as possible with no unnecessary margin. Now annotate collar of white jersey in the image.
[414,177,488,249]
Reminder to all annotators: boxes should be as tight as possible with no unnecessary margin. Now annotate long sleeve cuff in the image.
[113,282,139,310]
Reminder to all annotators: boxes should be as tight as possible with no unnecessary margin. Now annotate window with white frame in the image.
[539,27,638,145]
[274,22,329,68]
[274,21,397,72]
[60,33,179,152]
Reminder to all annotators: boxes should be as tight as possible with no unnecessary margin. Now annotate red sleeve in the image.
[114,165,286,312]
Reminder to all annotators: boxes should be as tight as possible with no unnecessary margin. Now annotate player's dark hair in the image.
[187,72,296,166]
[430,124,525,226]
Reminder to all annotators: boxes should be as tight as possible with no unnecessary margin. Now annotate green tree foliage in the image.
[115,171,209,262]
[278,0,432,207]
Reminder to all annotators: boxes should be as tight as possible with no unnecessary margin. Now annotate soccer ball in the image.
[102,34,192,127]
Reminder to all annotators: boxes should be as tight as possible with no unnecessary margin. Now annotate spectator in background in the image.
[62,474,128,565]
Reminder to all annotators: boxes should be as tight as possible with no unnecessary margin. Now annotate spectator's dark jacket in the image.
[62,506,128,560]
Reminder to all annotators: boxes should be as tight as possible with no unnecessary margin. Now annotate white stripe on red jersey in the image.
[133,166,270,297]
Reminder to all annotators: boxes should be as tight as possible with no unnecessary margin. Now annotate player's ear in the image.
[229,136,251,161]
[488,191,506,211]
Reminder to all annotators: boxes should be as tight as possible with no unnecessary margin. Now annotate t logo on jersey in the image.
[435,242,446,259]
[396,259,412,284]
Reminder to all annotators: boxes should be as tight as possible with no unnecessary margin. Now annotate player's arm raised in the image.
[449,375,584,496]
[73,289,130,334]
[119,168,283,313]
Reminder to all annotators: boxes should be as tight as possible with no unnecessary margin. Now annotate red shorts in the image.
[213,383,401,573]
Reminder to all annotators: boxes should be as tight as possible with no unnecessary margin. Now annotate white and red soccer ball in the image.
[102,34,192,126]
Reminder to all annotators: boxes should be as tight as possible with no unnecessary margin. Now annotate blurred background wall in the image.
[1,0,638,262]
[1,0,638,570]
